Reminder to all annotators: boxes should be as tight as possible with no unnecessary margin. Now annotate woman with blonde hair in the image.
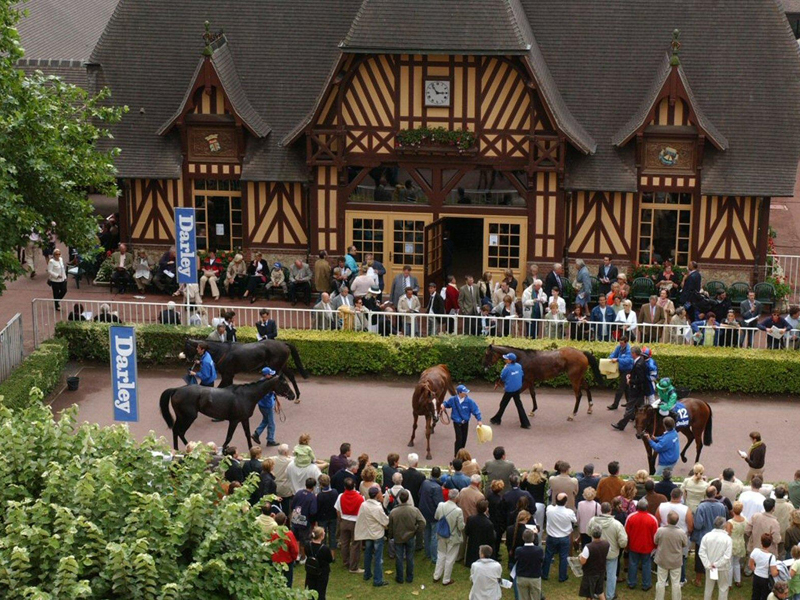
[577,487,601,547]
[615,299,638,341]
[615,480,638,517]
[456,449,480,477]
[726,501,748,587]
[521,464,547,532]
[358,465,378,498]
[633,469,649,500]
[681,463,708,514]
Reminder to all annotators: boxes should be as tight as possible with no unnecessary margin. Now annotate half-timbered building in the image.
[80,0,800,287]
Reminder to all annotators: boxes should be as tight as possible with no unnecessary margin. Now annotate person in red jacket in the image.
[271,512,300,587]
[625,498,659,591]
[443,275,460,333]
[334,478,365,573]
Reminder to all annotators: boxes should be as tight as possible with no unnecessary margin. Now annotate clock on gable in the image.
[425,80,451,107]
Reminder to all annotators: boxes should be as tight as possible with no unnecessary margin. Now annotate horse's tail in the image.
[703,403,713,446]
[160,388,176,429]
[286,343,309,379]
[583,351,603,386]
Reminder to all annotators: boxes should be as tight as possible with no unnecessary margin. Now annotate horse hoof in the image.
[587,406,593,415]
[426,454,432,460]
[567,415,575,422]
[408,442,414,447]
[681,456,687,463]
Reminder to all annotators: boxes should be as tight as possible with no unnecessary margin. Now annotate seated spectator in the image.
[133,249,152,293]
[616,300,638,341]
[68,303,87,322]
[265,262,288,296]
[159,300,181,325]
[289,259,313,306]
[94,303,120,323]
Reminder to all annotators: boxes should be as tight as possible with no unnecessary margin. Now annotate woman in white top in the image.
[47,248,68,311]
[615,299,638,341]
[749,532,780,600]
[134,249,151,293]
[681,463,709,514]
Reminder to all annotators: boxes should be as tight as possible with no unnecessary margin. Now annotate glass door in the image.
[638,192,692,266]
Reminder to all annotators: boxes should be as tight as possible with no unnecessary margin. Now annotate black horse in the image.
[160,376,295,450]
[181,339,309,397]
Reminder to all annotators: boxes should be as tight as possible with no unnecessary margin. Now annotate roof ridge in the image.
[340,0,371,49]
[87,0,124,64]
[504,0,533,50]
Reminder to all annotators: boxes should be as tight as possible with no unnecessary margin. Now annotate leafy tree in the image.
[0,392,311,599]
[0,0,125,291]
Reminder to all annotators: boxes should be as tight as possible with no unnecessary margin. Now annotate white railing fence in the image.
[761,254,800,303]
[31,298,797,352]
[0,313,24,383]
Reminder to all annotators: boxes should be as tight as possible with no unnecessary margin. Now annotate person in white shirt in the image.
[547,287,567,317]
[739,478,766,521]
[469,545,503,600]
[133,249,152,293]
[522,279,547,338]
[543,492,578,582]
[616,300,638,341]
[47,248,67,310]
[699,516,733,600]
[397,287,421,335]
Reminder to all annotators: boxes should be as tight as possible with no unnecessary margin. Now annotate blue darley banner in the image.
[110,326,139,422]
[175,207,198,285]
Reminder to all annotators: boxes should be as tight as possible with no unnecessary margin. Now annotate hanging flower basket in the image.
[395,127,476,155]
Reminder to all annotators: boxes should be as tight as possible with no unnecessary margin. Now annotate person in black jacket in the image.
[515,528,545,599]
[253,458,277,506]
[331,460,360,495]
[506,510,537,571]
[242,446,263,480]
[223,446,244,483]
[487,480,507,558]
[401,454,426,507]
[679,261,702,317]
[544,263,565,298]
[304,526,334,600]
[598,256,619,296]
[315,474,339,559]
[612,346,648,431]
[256,309,278,340]
[425,282,446,334]
[465,499,496,567]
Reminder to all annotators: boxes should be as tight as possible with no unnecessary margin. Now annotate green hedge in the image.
[0,338,68,410]
[54,322,800,393]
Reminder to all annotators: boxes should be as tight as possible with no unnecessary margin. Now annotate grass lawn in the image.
[290,544,753,600]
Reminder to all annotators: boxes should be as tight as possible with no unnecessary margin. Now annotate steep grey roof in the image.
[340,0,531,54]
[612,53,729,151]
[525,0,800,195]
[15,0,120,61]
[157,39,271,138]
[89,0,358,180]
[781,0,800,13]
[82,0,800,195]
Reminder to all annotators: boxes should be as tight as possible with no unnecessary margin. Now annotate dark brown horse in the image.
[634,399,714,475]
[160,376,295,450]
[409,364,456,460]
[481,344,603,421]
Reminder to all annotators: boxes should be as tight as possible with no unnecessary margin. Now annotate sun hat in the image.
[368,285,381,295]
[502,352,517,361]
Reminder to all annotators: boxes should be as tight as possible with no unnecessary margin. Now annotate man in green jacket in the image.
[388,490,426,584]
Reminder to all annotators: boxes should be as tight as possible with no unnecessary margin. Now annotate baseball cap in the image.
[456,384,470,394]
[261,367,276,376]
[502,353,517,361]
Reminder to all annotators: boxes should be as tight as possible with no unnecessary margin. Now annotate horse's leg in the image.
[218,372,233,388]
[222,419,239,450]
[679,429,695,464]
[644,439,656,476]
[408,413,418,447]
[568,378,582,422]
[693,424,704,464]
[583,381,594,414]
[425,415,433,461]
[173,424,179,451]
[528,387,538,417]
[241,418,254,449]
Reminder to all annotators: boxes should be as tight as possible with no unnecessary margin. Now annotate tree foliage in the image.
[0,0,125,291]
[0,394,311,599]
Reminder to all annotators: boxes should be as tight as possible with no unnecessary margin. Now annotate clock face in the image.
[425,80,451,107]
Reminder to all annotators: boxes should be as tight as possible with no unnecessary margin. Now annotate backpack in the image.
[384,492,400,515]
[436,508,453,538]
[305,544,322,577]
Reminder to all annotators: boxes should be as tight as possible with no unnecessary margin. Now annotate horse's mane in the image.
[489,344,538,357]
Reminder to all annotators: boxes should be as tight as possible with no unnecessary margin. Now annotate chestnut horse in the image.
[481,344,603,421]
[634,399,713,475]
[409,364,457,460]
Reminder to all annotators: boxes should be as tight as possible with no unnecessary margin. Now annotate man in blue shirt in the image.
[185,342,217,386]
[252,367,280,447]
[643,417,680,475]
[441,384,483,458]
[606,335,633,410]
[489,353,531,429]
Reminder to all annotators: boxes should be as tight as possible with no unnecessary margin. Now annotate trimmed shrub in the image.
[54,322,800,394]
[0,338,68,410]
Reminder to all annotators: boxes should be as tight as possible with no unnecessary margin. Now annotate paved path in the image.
[50,365,798,481]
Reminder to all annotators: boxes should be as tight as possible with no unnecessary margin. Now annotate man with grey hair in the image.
[544,262,565,298]
[639,294,666,343]
[271,443,294,514]
[625,498,659,590]
[434,488,465,586]
[699,516,733,600]
[654,510,689,600]
[469,544,503,600]
[402,453,426,507]
[579,525,609,600]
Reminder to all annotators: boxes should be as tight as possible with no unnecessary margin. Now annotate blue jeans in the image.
[364,538,385,585]
[656,462,676,476]
[606,556,619,599]
[318,518,337,550]
[395,539,416,582]
[628,551,653,589]
[424,521,438,563]
[255,404,276,442]
[543,535,570,582]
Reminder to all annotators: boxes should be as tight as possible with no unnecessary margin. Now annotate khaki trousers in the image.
[433,537,459,584]
[199,274,220,298]
[745,468,764,483]
[655,565,682,600]
[517,576,542,600]
[704,568,730,600]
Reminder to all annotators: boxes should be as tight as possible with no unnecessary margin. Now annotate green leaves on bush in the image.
[0,339,67,410]
[54,322,800,394]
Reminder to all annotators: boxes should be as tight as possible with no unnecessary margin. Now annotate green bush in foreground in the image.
[0,338,68,410]
[0,393,309,600]
[54,322,800,393]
